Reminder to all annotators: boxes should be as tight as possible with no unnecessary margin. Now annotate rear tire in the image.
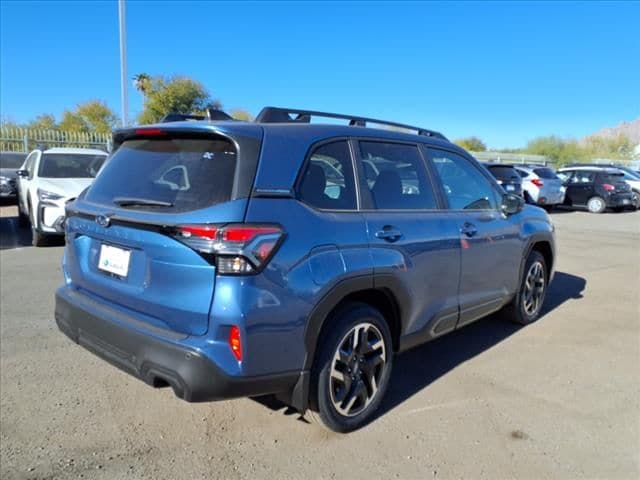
[502,250,547,325]
[587,196,606,213]
[308,303,393,433]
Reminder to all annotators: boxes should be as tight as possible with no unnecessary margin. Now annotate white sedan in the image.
[16,147,108,246]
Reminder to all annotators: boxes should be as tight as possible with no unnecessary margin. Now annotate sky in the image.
[1,0,639,149]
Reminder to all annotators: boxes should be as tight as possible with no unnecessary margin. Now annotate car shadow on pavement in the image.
[375,271,586,421]
[253,271,586,425]
[0,210,64,250]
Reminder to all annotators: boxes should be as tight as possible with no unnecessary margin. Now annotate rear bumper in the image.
[55,288,298,402]
[605,193,634,208]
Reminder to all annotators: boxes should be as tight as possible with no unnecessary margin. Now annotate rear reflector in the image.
[229,326,242,361]
[172,223,284,275]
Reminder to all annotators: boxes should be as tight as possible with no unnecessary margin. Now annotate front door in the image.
[426,147,522,328]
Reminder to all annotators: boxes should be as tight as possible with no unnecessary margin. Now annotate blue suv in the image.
[55,107,555,432]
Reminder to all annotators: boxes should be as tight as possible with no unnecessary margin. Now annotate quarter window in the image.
[298,141,357,210]
[429,148,499,210]
[358,142,437,210]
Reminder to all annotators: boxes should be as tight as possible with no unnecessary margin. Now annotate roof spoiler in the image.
[160,108,234,123]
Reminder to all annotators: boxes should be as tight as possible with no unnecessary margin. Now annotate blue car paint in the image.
[56,119,556,407]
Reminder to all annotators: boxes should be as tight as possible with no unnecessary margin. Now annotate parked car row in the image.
[480,161,639,213]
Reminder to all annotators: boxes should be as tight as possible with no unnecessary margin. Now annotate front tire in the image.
[503,250,548,325]
[29,205,48,247]
[587,196,606,213]
[308,303,393,433]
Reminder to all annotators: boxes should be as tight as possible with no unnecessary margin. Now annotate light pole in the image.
[118,0,128,126]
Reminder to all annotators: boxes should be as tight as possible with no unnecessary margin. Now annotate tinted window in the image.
[39,154,106,178]
[488,165,519,181]
[0,152,26,169]
[86,137,236,213]
[534,167,559,179]
[570,171,595,184]
[430,149,498,210]
[359,142,437,210]
[600,173,625,183]
[299,141,356,210]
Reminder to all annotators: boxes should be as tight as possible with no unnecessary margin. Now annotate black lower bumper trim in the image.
[55,290,298,402]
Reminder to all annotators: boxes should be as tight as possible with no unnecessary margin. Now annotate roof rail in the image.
[254,107,448,141]
[160,108,234,123]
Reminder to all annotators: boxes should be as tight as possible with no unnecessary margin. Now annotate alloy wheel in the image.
[329,323,387,417]
[522,261,545,316]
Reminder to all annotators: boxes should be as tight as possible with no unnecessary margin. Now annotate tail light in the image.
[172,224,284,275]
[229,326,242,361]
[531,179,544,187]
[602,183,615,192]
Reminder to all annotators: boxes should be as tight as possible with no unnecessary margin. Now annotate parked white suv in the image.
[16,147,108,246]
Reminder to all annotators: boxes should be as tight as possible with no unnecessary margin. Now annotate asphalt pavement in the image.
[1,203,639,479]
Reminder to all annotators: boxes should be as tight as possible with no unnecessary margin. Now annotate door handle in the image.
[375,226,402,242]
[460,222,478,238]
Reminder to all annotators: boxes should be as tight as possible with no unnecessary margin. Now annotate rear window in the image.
[488,165,519,180]
[85,137,237,212]
[533,168,558,179]
[600,173,625,183]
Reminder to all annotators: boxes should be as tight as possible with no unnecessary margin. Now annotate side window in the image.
[556,171,572,183]
[358,141,437,210]
[571,171,595,184]
[298,141,356,210]
[428,148,499,210]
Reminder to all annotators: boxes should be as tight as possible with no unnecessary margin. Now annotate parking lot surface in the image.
[1,204,639,479]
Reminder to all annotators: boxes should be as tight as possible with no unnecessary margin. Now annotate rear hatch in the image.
[601,172,631,194]
[64,127,260,336]
[488,165,522,192]
[532,167,563,191]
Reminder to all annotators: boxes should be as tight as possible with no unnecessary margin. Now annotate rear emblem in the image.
[96,214,112,228]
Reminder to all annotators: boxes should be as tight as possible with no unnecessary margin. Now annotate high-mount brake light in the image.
[172,224,284,274]
[531,178,544,187]
[602,183,615,192]
[134,128,166,136]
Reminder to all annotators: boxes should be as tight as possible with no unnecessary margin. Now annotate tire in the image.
[307,303,393,433]
[523,191,533,205]
[542,205,553,213]
[587,196,606,213]
[18,207,29,227]
[29,205,48,247]
[632,191,639,210]
[502,250,548,325]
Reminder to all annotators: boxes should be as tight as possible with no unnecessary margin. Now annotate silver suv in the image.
[515,165,565,210]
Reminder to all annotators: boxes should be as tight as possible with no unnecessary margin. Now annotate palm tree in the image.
[132,73,152,109]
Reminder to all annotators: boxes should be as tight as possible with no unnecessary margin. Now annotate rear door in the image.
[566,170,595,205]
[426,147,522,328]
[356,140,461,341]
[65,131,257,336]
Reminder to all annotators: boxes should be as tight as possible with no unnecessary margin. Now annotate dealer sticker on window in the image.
[98,244,131,277]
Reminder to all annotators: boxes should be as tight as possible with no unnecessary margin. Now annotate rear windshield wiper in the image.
[113,197,174,207]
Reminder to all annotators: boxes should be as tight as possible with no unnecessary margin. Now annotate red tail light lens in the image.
[531,179,544,187]
[229,326,242,361]
[173,224,284,275]
[602,183,615,192]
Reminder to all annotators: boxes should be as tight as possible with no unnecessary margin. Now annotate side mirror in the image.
[16,170,29,178]
[501,193,524,215]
